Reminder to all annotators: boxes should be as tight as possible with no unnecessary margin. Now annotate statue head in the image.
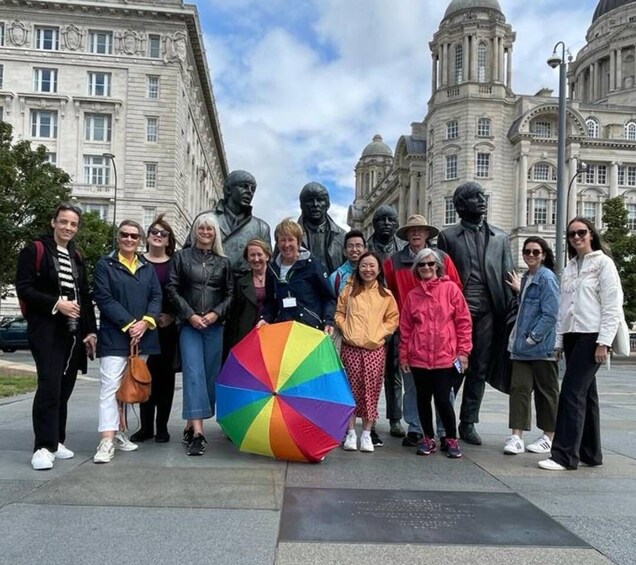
[224,170,257,213]
[299,182,330,225]
[372,205,399,243]
[453,182,487,223]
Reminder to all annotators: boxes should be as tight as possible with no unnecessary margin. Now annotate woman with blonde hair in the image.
[166,213,233,456]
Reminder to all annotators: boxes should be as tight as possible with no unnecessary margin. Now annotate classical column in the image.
[506,46,513,88]
[492,37,499,82]
[419,177,427,219]
[409,172,418,216]
[498,39,505,83]
[610,49,616,91]
[518,153,528,227]
[595,60,601,99]
[610,161,619,198]
[617,48,623,90]
[471,36,478,81]
[463,35,470,82]
[398,181,407,225]
[567,158,578,222]
[432,52,438,92]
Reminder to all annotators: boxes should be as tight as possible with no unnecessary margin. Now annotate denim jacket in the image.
[509,265,559,360]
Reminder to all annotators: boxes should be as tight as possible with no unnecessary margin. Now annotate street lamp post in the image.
[547,41,567,276]
[102,153,118,249]
[566,161,588,222]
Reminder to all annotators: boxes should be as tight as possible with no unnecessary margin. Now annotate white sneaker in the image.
[93,439,114,464]
[503,434,524,455]
[526,434,552,454]
[538,458,567,471]
[342,431,357,451]
[360,434,374,453]
[54,443,75,460]
[113,432,138,452]
[31,448,55,470]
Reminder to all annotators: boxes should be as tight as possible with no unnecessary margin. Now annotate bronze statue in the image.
[367,205,406,262]
[297,182,346,273]
[437,182,514,445]
[187,170,271,278]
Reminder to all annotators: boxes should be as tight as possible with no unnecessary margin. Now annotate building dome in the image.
[592,0,636,21]
[361,134,393,158]
[443,0,503,20]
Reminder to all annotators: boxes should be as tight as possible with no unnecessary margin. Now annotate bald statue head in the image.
[224,170,257,214]
[299,182,330,226]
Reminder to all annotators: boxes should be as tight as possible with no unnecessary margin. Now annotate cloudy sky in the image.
[196,0,600,229]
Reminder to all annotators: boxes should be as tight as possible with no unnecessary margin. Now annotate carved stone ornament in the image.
[62,24,83,51]
[120,30,141,55]
[8,20,28,46]
[165,31,187,63]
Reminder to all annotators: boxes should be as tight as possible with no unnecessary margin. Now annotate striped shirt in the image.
[57,246,76,300]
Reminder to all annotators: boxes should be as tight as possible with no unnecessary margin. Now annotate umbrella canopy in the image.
[216,321,355,462]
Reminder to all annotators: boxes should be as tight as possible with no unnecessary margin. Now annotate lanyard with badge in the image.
[274,265,297,309]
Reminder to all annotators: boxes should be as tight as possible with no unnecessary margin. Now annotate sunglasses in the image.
[567,229,589,239]
[149,228,169,238]
[417,261,437,268]
[522,249,542,257]
[119,231,140,240]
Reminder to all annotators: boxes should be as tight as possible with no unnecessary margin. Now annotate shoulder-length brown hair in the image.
[349,251,390,298]
[147,213,176,256]
[566,216,612,259]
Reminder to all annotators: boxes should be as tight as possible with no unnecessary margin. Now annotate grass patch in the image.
[0,375,37,398]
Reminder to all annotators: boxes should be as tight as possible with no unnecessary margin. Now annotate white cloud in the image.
[200,0,599,233]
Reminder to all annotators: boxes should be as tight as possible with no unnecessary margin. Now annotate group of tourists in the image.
[15,171,626,474]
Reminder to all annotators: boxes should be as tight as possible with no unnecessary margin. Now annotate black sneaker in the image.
[370,428,384,447]
[439,436,449,452]
[187,434,207,456]
[402,431,423,447]
[182,427,194,445]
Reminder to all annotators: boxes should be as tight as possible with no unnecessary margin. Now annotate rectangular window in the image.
[87,72,112,97]
[627,203,636,230]
[445,155,458,180]
[0,23,4,46]
[583,202,597,224]
[476,153,490,178]
[33,68,58,93]
[532,121,551,138]
[0,64,3,90]
[148,34,161,58]
[147,76,159,99]
[35,27,59,51]
[83,155,110,185]
[533,164,550,181]
[84,113,112,142]
[146,117,158,142]
[145,163,158,189]
[143,206,157,229]
[477,118,491,137]
[31,110,58,138]
[597,165,607,185]
[446,120,459,140]
[533,198,548,225]
[618,165,625,186]
[629,166,636,187]
[45,152,57,164]
[88,31,113,55]
[586,165,596,184]
[444,197,458,225]
[84,203,109,220]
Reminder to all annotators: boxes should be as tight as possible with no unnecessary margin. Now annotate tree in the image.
[602,197,636,325]
[74,212,115,287]
[0,122,72,293]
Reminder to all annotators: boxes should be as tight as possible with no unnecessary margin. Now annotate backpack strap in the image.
[334,272,341,297]
[34,240,45,275]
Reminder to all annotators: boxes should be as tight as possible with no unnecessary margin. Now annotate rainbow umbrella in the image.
[216,321,355,462]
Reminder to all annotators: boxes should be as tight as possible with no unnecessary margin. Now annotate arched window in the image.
[454,44,463,84]
[477,42,487,83]
[586,118,599,139]
[625,121,636,141]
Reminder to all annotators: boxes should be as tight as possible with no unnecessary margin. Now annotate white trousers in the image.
[98,356,127,432]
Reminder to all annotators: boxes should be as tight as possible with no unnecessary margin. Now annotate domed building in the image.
[348,0,636,262]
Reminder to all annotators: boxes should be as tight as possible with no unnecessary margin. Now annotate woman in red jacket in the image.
[399,248,472,459]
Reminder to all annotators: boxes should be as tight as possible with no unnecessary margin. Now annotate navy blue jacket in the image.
[93,252,162,357]
[261,249,335,329]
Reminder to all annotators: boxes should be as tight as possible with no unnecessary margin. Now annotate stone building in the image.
[0,0,227,242]
[348,0,636,262]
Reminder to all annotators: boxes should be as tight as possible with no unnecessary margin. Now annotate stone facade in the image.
[348,0,636,265]
[0,0,227,243]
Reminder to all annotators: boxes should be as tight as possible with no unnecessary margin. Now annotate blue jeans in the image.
[402,369,423,434]
[180,323,223,420]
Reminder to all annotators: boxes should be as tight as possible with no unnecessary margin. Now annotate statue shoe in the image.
[458,423,482,446]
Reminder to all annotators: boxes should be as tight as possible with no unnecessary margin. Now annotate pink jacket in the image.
[399,276,473,370]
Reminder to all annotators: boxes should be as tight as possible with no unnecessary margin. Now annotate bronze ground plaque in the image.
[279,488,588,546]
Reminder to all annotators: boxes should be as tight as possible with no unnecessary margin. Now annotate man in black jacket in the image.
[15,203,97,470]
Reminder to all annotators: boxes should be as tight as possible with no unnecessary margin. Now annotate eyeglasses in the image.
[119,231,140,240]
[346,244,365,250]
[522,249,542,257]
[567,229,589,239]
[149,228,169,238]
[417,261,437,268]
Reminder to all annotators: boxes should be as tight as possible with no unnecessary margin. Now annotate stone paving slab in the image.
[22,464,285,510]
[274,543,612,565]
[0,504,279,565]
[0,480,41,507]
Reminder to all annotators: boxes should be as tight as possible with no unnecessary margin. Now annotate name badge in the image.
[283,297,297,309]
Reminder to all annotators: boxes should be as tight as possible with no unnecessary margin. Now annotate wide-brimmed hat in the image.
[396,214,439,240]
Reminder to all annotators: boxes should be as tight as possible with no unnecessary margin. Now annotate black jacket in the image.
[166,247,234,322]
[15,234,97,373]
[224,271,261,356]
[93,252,162,357]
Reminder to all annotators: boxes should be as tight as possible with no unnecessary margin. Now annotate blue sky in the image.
[195,0,601,229]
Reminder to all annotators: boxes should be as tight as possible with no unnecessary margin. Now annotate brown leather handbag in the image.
[116,344,152,404]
